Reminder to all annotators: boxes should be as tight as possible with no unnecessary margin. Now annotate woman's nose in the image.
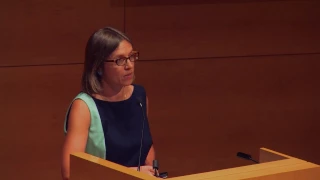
[125,59,134,69]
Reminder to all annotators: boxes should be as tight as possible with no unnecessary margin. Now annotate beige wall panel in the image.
[134,54,320,177]
[0,64,83,179]
[125,0,320,60]
[0,0,124,66]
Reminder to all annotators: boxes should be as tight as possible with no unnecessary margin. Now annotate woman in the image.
[61,27,156,180]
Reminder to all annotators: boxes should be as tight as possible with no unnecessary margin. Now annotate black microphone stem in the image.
[137,101,145,171]
[237,152,260,164]
[250,158,259,164]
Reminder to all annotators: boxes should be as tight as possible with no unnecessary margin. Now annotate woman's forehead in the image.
[110,41,133,58]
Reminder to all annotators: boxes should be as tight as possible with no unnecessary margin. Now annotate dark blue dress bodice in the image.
[91,84,153,167]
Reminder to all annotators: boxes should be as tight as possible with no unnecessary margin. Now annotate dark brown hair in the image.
[81,27,131,95]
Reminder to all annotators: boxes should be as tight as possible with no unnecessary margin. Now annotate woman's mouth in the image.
[124,73,133,79]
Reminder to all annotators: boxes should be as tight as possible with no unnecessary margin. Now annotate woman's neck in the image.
[95,82,130,102]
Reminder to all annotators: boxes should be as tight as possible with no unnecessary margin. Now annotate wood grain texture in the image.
[133,54,320,177]
[0,0,124,66]
[259,147,295,163]
[0,64,83,180]
[125,0,320,60]
[169,159,319,180]
[245,166,320,180]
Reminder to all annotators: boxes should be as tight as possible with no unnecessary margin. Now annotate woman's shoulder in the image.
[68,92,97,109]
[73,91,92,99]
[69,92,96,103]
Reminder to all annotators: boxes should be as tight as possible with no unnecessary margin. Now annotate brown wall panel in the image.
[1,0,319,179]
[125,0,320,60]
[0,65,83,179]
[1,56,319,179]
[125,0,297,6]
[134,55,320,177]
[0,0,124,67]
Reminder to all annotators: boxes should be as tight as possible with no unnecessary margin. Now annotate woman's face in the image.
[102,40,136,87]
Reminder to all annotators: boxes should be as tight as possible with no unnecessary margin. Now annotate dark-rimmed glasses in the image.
[104,51,139,66]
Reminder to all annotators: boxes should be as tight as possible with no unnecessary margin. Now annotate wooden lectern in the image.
[70,147,320,180]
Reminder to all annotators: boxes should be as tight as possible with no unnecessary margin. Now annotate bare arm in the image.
[61,99,90,180]
[145,145,156,165]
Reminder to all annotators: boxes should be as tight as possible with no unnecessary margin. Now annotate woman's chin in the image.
[121,80,134,86]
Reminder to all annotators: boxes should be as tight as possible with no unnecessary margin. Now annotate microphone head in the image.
[237,152,252,160]
[136,96,143,106]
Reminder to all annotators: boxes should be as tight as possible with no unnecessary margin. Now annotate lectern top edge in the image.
[71,152,158,180]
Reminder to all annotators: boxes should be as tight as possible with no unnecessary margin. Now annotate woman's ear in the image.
[96,66,103,77]
[97,70,103,76]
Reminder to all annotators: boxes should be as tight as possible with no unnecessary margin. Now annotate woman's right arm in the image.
[61,99,91,180]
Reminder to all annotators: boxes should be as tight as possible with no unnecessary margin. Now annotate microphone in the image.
[237,152,260,164]
[136,97,145,172]
[153,160,159,177]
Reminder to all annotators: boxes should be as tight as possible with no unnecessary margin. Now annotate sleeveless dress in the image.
[63,84,153,167]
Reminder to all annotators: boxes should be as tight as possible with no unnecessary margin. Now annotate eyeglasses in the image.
[104,51,139,66]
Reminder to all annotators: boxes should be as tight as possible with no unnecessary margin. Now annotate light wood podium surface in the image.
[70,147,320,180]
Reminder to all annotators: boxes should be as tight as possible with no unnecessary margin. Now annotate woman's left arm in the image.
[145,145,156,165]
